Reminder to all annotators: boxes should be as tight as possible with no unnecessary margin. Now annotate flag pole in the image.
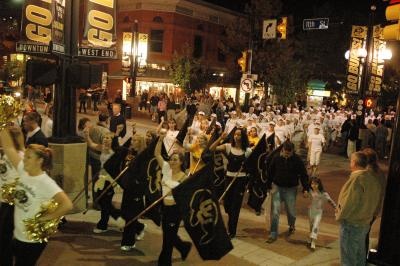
[123,156,203,229]
[218,164,244,203]
[94,165,130,205]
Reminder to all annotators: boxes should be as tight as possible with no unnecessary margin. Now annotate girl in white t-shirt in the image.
[0,127,24,266]
[0,128,73,266]
[308,127,326,176]
[155,129,192,266]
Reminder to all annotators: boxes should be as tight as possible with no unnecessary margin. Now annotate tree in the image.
[169,43,203,94]
[223,0,308,103]
[269,59,307,105]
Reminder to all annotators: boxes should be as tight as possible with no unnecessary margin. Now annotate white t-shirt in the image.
[14,161,63,243]
[161,161,180,202]
[308,133,325,152]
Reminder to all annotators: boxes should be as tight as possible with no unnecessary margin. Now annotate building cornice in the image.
[118,0,241,26]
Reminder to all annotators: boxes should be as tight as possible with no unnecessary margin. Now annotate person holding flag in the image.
[209,127,252,239]
[155,129,192,266]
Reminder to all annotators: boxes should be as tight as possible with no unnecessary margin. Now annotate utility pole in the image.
[129,20,139,97]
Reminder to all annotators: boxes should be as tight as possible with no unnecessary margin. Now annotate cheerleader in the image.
[248,126,260,148]
[0,127,24,266]
[155,130,192,266]
[0,128,72,266]
[183,130,208,173]
[210,127,252,238]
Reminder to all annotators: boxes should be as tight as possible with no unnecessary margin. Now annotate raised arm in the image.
[156,116,165,133]
[209,132,228,152]
[155,129,166,168]
[0,128,22,169]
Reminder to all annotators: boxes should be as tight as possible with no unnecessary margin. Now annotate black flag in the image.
[176,111,194,144]
[172,165,233,260]
[245,135,268,212]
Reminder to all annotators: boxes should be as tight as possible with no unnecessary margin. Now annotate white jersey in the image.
[308,133,325,152]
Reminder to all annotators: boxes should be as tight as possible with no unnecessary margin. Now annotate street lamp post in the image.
[129,20,139,97]
[357,4,376,127]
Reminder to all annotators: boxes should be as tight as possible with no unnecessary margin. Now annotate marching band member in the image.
[155,130,192,266]
[209,128,252,239]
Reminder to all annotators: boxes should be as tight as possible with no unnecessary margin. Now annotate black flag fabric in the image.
[172,165,233,260]
[175,111,195,144]
[245,135,268,212]
[139,139,162,226]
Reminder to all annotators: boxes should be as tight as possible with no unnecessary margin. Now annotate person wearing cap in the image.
[308,126,326,176]
[274,118,288,147]
[265,121,276,151]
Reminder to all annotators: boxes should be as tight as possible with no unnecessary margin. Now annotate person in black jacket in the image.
[109,103,127,138]
[23,112,48,147]
[266,141,309,243]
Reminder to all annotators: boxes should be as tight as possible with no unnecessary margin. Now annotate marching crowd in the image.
[0,90,392,265]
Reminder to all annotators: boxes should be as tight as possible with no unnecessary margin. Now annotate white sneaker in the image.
[120,244,136,251]
[93,228,108,234]
[310,241,316,250]
[135,223,147,241]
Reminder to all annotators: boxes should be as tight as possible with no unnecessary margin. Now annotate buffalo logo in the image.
[213,153,225,187]
[147,158,162,194]
[0,162,7,175]
[189,189,218,245]
[15,189,28,204]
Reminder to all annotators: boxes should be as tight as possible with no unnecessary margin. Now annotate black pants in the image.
[0,203,14,266]
[121,193,145,246]
[89,157,101,206]
[96,188,121,230]
[13,239,47,266]
[79,101,86,113]
[158,205,190,266]
[158,111,166,123]
[223,176,247,236]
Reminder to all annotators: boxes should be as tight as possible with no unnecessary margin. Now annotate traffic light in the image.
[383,0,400,40]
[364,97,376,109]
[276,17,288,39]
[237,51,247,73]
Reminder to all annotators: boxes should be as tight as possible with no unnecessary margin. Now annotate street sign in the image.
[303,18,329,30]
[240,77,253,92]
[263,19,277,39]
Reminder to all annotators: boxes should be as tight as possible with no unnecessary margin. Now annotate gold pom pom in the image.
[23,200,62,243]
[1,178,20,205]
[0,95,23,130]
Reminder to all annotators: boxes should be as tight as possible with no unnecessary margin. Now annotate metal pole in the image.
[358,4,376,128]
[129,20,138,97]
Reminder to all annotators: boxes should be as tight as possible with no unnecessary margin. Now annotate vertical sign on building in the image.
[51,0,65,54]
[80,0,117,58]
[16,0,53,53]
[368,25,385,95]
[345,25,368,94]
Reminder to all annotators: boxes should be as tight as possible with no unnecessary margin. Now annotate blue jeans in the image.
[269,186,297,238]
[340,220,370,266]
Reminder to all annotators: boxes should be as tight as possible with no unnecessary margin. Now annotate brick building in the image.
[105,0,241,100]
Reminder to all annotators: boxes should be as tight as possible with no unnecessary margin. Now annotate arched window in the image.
[153,16,163,23]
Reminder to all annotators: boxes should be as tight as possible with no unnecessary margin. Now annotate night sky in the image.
[204,0,388,25]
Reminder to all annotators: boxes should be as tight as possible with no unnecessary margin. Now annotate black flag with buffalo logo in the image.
[172,165,233,260]
[246,134,269,212]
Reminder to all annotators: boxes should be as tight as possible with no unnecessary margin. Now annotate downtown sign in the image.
[17,0,65,54]
[17,0,117,59]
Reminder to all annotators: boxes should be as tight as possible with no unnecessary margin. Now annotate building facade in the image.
[105,0,240,100]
